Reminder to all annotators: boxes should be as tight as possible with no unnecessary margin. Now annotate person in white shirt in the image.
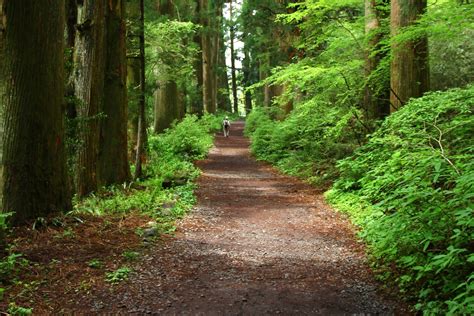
[222,117,231,137]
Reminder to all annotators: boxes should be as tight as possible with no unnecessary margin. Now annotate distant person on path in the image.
[223,116,231,137]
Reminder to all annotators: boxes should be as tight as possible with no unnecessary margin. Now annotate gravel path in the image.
[84,121,408,315]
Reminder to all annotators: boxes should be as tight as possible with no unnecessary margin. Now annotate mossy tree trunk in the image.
[99,0,131,186]
[200,0,216,113]
[364,0,389,120]
[229,0,239,113]
[135,0,148,179]
[216,1,231,112]
[74,0,106,197]
[154,81,180,133]
[217,35,231,112]
[191,0,204,115]
[126,0,141,162]
[0,0,71,223]
[242,45,253,115]
[65,0,78,120]
[390,0,429,112]
[153,0,185,132]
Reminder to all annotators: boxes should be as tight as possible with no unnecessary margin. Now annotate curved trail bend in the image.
[87,121,406,314]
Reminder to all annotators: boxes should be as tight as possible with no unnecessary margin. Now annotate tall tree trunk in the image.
[364,0,389,120]
[200,0,216,113]
[126,0,141,162]
[154,78,181,132]
[153,0,183,132]
[261,54,273,107]
[218,45,232,112]
[0,0,71,223]
[65,0,78,119]
[127,56,140,162]
[242,43,253,115]
[390,0,429,112]
[190,0,204,115]
[134,0,148,179]
[99,0,131,186]
[154,81,179,133]
[74,0,106,197]
[211,13,219,113]
[216,2,231,112]
[229,0,239,113]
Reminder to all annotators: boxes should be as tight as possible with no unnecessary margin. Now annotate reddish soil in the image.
[0,212,151,314]
[1,121,410,314]
[73,121,408,314]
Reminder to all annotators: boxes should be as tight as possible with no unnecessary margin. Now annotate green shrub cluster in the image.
[147,114,221,184]
[245,102,362,186]
[73,113,223,223]
[327,86,474,314]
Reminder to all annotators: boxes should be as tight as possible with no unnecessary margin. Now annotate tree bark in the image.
[134,0,148,179]
[0,0,71,223]
[153,0,184,132]
[229,0,239,113]
[65,0,78,120]
[154,81,180,133]
[99,0,131,186]
[242,42,253,115]
[364,0,389,120]
[200,0,216,113]
[390,0,429,112]
[126,0,141,162]
[216,1,231,112]
[190,0,204,116]
[74,0,106,197]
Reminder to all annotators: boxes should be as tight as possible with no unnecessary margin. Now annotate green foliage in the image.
[392,0,474,91]
[87,259,103,269]
[245,100,363,185]
[149,114,216,162]
[0,253,30,315]
[0,212,12,248]
[0,212,12,231]
[145,20,199,83]
[144,15,200,110]
[71,113,221,231]
[244,0,370,186]
[7,303,33,316]
[54,227,75,239]
[122,251,140,261]
[0,253,29,284]
[105,267,132,284]
[328,85,474,314]
[243,0,472,313]
[146,114,219,186]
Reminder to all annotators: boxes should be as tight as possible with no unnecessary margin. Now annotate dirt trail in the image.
[82,121,407,314]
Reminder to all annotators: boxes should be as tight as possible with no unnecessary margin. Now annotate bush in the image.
[146,114,222,185]
[149,114,216,162]
[245,102,363,185]
[73,113,224,224]
[328,85,474,314]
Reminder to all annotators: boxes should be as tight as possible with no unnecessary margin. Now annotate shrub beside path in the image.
[80,121,409,314]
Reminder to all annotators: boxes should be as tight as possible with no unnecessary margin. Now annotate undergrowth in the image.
[71,113,223,228]
[0,113,226,313]
[245,85,473,313]
[327,85,474,314]
[245,101,363,186]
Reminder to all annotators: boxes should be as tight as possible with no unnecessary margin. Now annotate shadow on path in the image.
[80,121,409,315]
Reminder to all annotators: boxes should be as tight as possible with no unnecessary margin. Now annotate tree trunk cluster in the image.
[0,0,131,223]
[363,0,429,119]
[196,0,233,116]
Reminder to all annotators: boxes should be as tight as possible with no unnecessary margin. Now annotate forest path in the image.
[86,121,406,314]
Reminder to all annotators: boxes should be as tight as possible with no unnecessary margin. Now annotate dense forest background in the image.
[0,0,473,314]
